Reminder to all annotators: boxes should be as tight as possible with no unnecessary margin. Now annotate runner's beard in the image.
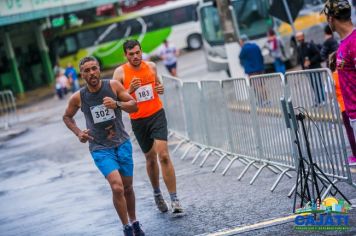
[89,76,100,87]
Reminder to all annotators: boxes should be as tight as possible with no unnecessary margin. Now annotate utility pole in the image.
[215,0,245,78]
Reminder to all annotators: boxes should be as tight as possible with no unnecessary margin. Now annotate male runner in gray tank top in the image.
[63,56,145,236]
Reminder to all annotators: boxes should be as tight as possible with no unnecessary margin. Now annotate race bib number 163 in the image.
[135,84,154,102]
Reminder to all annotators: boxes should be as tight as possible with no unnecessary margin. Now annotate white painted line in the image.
[204,215,295,236]
[202,198,356,236]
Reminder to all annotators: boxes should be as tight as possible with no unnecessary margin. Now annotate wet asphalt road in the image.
[1,91,356,236]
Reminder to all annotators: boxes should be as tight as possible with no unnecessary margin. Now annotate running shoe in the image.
[154,193,168,212]
[132,221,145,236]
[123,225,133,236]
[171,199,184,214]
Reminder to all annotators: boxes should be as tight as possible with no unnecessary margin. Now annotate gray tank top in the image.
[80,80,129,152]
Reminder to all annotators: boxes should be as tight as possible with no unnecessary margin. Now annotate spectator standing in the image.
[55,70,69,99]
[296,31,325,106]
[239,35,264,76]
[65,62,80,92]
[266,29,286,74]
[320,25,339,66]
[239,35,268,106]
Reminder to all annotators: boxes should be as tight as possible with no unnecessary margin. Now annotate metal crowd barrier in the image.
[284,69,355,197]
[245,73,295,189]
[0,90,18,129]
[161,76,187,138]
[219,78,270,180]
[161,68,355,194]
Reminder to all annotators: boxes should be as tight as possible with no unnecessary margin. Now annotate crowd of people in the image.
[54,62,80,99]
[239,0,356,166]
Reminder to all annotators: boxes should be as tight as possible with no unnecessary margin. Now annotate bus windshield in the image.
[200,0,271,46]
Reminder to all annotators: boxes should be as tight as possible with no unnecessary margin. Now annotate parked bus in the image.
[198,0,327,72]
[50,0,202,70]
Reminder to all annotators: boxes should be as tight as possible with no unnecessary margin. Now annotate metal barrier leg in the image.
[180,144,194,160]
[199,149,214,167]
[265,166,280,175]
[269,165,293,179]
[172,139,186,154]
[192,147,206,164]
[250,163,268,185]
[239,158,259,170]
[270,168,293,192]
[288,183,297,198]
[212,153,227,173]
[222,156,239,176]
[321,179,339,200]
[238,160,256,181]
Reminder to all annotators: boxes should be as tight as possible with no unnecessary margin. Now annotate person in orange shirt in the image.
[113,40,184,214]
[329,51,356,165]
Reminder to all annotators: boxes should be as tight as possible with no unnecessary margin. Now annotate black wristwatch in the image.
[116,101,122,109]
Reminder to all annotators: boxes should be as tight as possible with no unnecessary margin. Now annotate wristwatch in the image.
[116,101,122,109]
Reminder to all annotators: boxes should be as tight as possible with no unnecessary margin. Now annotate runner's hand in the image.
[129,77,141,93]
[103,97,117,109]
[77,129,93,143]
[155,83,164,94]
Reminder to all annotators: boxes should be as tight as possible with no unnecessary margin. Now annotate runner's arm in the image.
[113,66,141,94]
[105,80,138,113]
[148,61,164,95]
[63,92,93,143]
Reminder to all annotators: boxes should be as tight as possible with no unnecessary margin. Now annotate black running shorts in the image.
[131,109,168,153]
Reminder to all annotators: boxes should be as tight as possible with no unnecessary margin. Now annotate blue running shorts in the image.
[90,139,133,177]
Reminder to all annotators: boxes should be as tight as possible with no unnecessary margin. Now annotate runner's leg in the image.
[154,139,176,193]
[107,170,129,225]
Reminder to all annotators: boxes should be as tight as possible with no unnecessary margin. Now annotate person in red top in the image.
[113,40,183,214]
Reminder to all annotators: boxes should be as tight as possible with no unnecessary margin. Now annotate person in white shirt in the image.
[160,40,179,76]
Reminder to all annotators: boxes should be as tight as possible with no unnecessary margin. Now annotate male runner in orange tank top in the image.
[113,40,183,214]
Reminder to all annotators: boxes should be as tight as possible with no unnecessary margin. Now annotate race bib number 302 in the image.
[90,104,116,124]
[135,84,154,102]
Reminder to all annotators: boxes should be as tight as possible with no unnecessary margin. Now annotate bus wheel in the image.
[187,34,202,50]
[287,40,298,68]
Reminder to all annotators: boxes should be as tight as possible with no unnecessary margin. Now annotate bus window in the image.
[77,30,97,48]
[123,19,143,36]
[232,0,271,39]
[65,36,78,54]
[144,4,197,31]
[96,23,121,44]
[200,6,224,46]
[171,6,190,25]
[55,35,78,56]
[144,13,166,31]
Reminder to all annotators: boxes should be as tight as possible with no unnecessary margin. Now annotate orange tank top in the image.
[332,71,345,112]
[122,61,163,119]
